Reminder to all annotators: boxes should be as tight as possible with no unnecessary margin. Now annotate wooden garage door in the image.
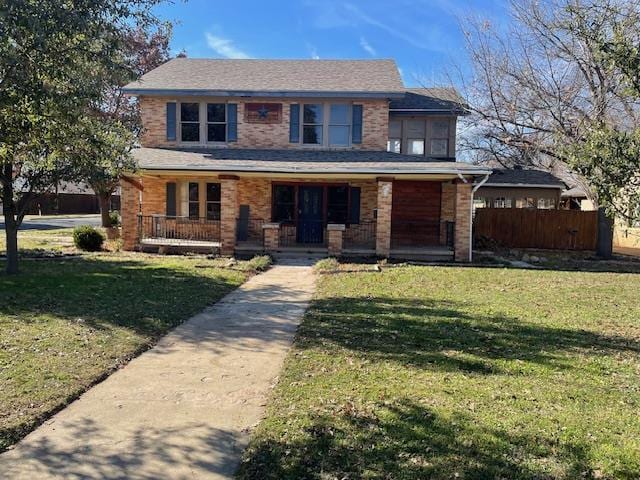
[391,181,442,247]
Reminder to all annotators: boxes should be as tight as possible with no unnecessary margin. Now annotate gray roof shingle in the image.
[133,147,491,175]
[390,88,466,113]
[123,58,405,95]
[484,168,566,188]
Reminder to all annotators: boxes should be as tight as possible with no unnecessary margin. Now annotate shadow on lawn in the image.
[0,417,244,479]
[237,397,612,480]
[298,296,640,375]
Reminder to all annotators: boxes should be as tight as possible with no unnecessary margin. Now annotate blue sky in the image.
[154,0,510,87]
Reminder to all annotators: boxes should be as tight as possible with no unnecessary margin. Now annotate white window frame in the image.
[206,103,227,144]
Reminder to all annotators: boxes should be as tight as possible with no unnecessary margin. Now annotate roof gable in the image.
[123,58,405,96]
[390,87,466,113]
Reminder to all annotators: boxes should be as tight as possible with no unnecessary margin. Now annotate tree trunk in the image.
[98,192,112,227]
[596,207,614,259]
[2,181,19,275]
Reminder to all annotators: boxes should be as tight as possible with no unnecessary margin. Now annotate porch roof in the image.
[133,147,491,176]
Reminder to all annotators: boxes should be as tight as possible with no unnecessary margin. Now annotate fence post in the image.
[327,224,345,257]
[596,207,613,258]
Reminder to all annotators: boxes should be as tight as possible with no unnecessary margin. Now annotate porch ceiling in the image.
[133,147,491,177]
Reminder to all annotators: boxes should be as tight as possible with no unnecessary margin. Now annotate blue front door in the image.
[297,186,323,244]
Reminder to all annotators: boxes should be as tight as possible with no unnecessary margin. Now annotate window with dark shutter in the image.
[289,104,300,143]
[188,182,199,218]
[166,182,176,217]
[227,104,238,142]
[166,103,177,141]
[352,105,363,144]
[327,186,348,223]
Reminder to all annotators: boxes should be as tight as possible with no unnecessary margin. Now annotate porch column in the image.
[440,181,456,245]
[120,176,142,251]
[327,223,345,257]
[263,223,280,251]
[220,175,239,256]
[376,178,393,257]
[454,180,473,262]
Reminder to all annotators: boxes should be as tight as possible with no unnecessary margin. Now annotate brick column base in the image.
[376,180,393,257]
[454,181,473,262]
[263,223,280,251]
[327,224,345,257]
[120,178,141,251]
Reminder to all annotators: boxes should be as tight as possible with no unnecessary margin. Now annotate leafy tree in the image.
[79,24,172,228]
[0,0,163,274]
[457,0,640,217]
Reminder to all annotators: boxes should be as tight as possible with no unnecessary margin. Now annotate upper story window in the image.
[387,120,402,153]
[297,103,356,147]
[207,104,226,142]
[406,120,425,156]
[303,104,324,145]
[180,103,200,142]
[431,120,449,156]
[328,104,350,146]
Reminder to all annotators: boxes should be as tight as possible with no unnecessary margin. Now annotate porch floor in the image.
[140,238,221,248]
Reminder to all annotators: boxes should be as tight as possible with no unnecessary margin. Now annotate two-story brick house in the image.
[120,58,490,261]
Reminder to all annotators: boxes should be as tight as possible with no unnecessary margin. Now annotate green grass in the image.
[0,253,251,452]
[0,228,77,254]
[238,266,640,480]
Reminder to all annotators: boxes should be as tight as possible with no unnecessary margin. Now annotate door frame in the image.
[296,185,324,244]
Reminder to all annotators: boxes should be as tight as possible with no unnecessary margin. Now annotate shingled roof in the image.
[389,88,466,113]
[123,58,405,96]
[484,168,566,188]
[133,147,491,176]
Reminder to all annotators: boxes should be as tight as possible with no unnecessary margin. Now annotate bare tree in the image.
[455,0,640,207]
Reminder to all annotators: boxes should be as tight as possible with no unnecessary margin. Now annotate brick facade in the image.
[327,224,345,256]
[139,96,388,151]
[375,180,393,256]
[454,182,472,262]
[440,181,456,245]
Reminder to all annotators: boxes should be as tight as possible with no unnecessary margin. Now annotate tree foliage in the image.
[80,24,172,227]
[0,0,163,273]
[458,0,640,218]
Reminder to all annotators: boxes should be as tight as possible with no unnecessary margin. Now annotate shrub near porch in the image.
[238,266,640,479]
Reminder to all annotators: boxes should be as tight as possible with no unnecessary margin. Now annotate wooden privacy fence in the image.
[474,209,598,250]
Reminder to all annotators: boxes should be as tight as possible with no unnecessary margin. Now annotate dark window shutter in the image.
[352,105,363,144]
[349,187,361,224]
[227,104,238,142]
[166,103,177,141]
[166,182,177,217]
[289,104,300,143]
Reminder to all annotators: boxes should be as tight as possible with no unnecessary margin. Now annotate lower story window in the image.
[188,182,199,218]
[206,183,221,220]
[327,186,348,223]
[273,185,295,222]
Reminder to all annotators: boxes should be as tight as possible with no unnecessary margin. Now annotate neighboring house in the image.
[561,186,596,211]
[1,181,120,215]
[119,58,491,261]
[475,168,566,210]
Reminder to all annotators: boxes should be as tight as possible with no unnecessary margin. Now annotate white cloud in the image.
[359,36,376,56]
[205,32,251,59]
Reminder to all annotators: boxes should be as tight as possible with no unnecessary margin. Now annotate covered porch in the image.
[121,147,490,261]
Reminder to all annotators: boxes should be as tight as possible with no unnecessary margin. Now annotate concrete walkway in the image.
[0,260,316,479]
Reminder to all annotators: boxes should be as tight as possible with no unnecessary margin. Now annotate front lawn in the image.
[0,253,252,451]
[238,265,640,479]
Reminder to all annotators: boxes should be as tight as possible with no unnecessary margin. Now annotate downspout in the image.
[469,173,490,262]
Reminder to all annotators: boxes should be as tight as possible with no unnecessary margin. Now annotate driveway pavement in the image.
[0,259,316,479]
[0,214,101,231]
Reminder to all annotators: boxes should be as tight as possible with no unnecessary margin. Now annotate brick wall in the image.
[440,181,456,245]
[139,96,388,151]
[454,182,472,262]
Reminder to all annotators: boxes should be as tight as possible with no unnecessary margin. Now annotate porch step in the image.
[389,247,454,262]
